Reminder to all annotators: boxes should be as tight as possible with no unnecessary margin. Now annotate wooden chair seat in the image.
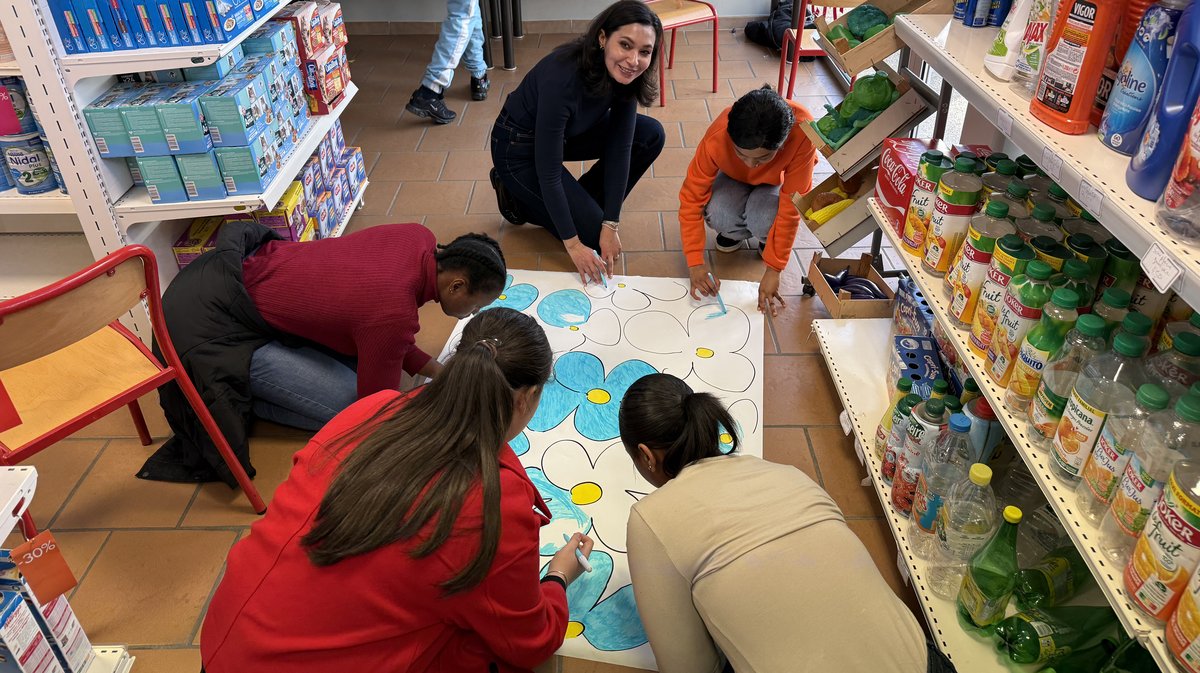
[649,1,715,24]
[0,326,161,449]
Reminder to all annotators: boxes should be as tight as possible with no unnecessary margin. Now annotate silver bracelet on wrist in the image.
[601,220,620,232]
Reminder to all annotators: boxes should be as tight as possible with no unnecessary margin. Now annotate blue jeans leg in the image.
[248,341,358,432]
[421,0,485,93]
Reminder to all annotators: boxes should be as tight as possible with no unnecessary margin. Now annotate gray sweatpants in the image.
[703,171,782,242]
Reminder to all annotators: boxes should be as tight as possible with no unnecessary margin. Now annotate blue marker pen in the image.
[708,273,727,316]
[562,533,592,573]
[592,251,608,289]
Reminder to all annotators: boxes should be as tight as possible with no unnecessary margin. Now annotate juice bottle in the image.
[910,413,972,560]
[1015,0,1062,95]
[1016,154,1040,177]
[1030,0,1123,134]
[1145,331,1200,399]
[945,395,963,415]
[961,378,982,404]
[1061,210,1112,244]
[883,394,922,484]
[1024,167,1055,196]
[1031,183,1074,223]
[1128,1,1200,200]
[893,397,947,516]
[931,379,950,400]
[985,179,1033,220]
[875,378,914,459]
[1112,311,1155,352]
[1095,287,1132,338]
[1096,238,1141,301]
[1126,456,1200,621]
[1169,556,1200,672]
[1160,311,1200,353]
[984,152,1012,172]
[1031,234,1074,271]
[947,201,1017,323]
[923,157,985,276]
[901,150,955,256]
[1030,314,1109,447]
[931,463,998,599]
[1049,259,1093,312]
[957,505,1023,633]
[1129,275,1173,327]
[987,259,1054,385]
[1005,288,1081,413]
[1064,232,1110,294]
[982,159,1022,195]
[968,234,1035,353]
[1015,203,1065,243]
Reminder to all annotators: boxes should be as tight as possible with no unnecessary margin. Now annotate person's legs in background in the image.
[248,341,358,432]
[704,172,756,252]
[407,0,484,124]
[462,4,490,101]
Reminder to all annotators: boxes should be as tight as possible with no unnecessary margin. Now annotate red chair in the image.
[777,0,840,100]
[645,0,719,107]
[0,245,266,536]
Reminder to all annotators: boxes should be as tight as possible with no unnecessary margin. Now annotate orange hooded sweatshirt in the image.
[678,100,817,272]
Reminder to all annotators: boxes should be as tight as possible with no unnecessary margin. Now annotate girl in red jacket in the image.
[200,307,595,672]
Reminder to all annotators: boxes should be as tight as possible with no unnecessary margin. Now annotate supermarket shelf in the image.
[869,196,1183,673]
[0,468,37,543]
[896,14,1200,314]
[90,646,134,673]
[57,1,286,84]
[812,317,1020,672]
[328,179,368,239]
[0,61,19,76]
[113,82,358,230]
[0,233,93,299]
[0,189,75,215]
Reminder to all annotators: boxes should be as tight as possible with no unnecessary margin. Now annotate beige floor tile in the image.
[682,27,744,46]
[643,99,711,123]
[680,119,713,147]
[762,427,819,484]
[712,59,755,80]
[663,60,700,81]
[126,648,201,673]
[666,43,717,63]
[350,123,427,153]
[501,223,569,254]
[539,252,584,276]
[344,214,425,234]
[182,434,307,527]
[70,530,236,646]
[762,355,841,425]
[339,101,403,128]
[17,438,105,526]
[506,253,540,270]
[53,439,197,529]
[709,248,766,282]
[423,214,505,243]
[768,294,830,355]
[440,150,494,181]
[728,77,775,98]
[670,78,730,100]
[649,147,694,178]
[414,302,465,358]
[624,177,684,212]
[390,181,474,216]
[369,151,448,181]
[807,426,885,518]
[614,211,665,253]
[417,124,490,152]
[354,180,400,216]
[0,530,110,593]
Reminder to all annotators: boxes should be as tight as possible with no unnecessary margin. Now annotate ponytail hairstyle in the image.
[558,0,663,107]
[301,307,552,594]
[618,373,738,478]
[435,232,507,296]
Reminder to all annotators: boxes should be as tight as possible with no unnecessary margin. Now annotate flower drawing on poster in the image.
[528,352,657,441]
[624,305,756,393]
[720,399,760,454]
[484,274,539,312]
[536,289,621,353]
[585,278,689,312]
[540,440,649,553]
[542,550,647,652]
[526,467,591,553]
[509,431,530,457]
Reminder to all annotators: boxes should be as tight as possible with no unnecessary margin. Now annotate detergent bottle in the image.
[1030,0,1123,134]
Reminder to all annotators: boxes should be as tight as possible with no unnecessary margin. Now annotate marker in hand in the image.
[563,533,592,573]
[707,273,728,318]
[593,251,608,289]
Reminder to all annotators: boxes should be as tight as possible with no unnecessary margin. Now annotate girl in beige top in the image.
[619,373,955,673]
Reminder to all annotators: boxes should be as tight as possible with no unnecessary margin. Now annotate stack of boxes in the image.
[45,0,277,55]
[0,551,93,673]
[275,1,350,115]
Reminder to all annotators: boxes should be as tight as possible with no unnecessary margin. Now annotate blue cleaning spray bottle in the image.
[1099,0,1189,155]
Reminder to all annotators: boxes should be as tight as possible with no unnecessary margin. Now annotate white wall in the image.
[342,0,768,23]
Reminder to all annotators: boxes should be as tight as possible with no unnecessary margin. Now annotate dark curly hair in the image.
[434,233,506,295]
[557,0,664,107]
[727,85,795,151]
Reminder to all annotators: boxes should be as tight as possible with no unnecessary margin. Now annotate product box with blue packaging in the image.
[279,65,306,118]
[70,0,113,51]
[122,0,170,46]
[892,276,934,338]
[315,189,334,237]
[182,44,244,81]
[215,135,277,194]
[329,166,346,214]
[136,155,188,203]
[126,156,143,185]
[317,133,332,183]
[195,0,253,42]
[119,83,173,156]
[175,152,226,200]
[249,0,281,19]
[328,118,345,156]
[242,20,298,65]
[0,551,94,673]
[150,69,186,82]
[102,0,137,48]
[887,335,944,400]
[47,0,88,54]
[174,0,208,44]
[342,146,363,194]
[154,0,196,46]
[200,73,267,147]
[155,80,217,154]
[83,83,145,157]
[0,590,66,673]
[299,155,324,215]
[233,53,283,105]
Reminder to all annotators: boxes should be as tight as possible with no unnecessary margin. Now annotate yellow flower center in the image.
[695,347,715,358]
[565,621,585,639]
[618,283,627,288]
[586,388,611,404]
[571,481,603,505]
[569,325,580,331]
[719,432,733,444]
[498,294,507,300]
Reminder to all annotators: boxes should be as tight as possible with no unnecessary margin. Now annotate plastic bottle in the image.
[982,159,1022,195]
[989,0,1014,26]
[1101,396,1200,565]
[875,377,914,459]
[987,259,1055,385]
[1029,314,1110,447]
[1112,311,1155,352]
[944,395,963,415]
[1126,454,1200,621]
[1051,332,1149,483]
[1160,310,1200,352]
[923,157,985,276]
[911,413,973,560]
[985,179,1033,220]
[1019,502,1073,565]
[1156,293,1195,351]
[1016,203,1066,243]
[957,505,1022,633]
[1006,288,1081,412]
[993,606,1120,665]
[1159,102,1200,242]
[893,397,947,516]
[1031,183,1074,223]
[1016,154,1040,177]
[968,234,1036,353]
[1031,234,1075,272]
[1076,383,1171,523]
[1024,167,1056,196]
[985,152,1012,172]
[1049,259,1093,308]
[1064,232,1110,292]
[1100,0,1188,154]
[1167,553,1200,671]
[901,150,955,256]
[1014,0,1061,94]
[946,201,1017,324]
[1128,1,1200,200]
[931,378,950,400]
[1013,545,1094,610]
[1129,276,1174,327]
[964,396,1006,461]
[1030,0,1122,134]
[931,463,999,599]
[882,394,921,484]
[1094,288,1132,338]
[1096,238,1142,301]
[961,377,982,405]
[1061,210,1113,244]
[1145,331,1200,398]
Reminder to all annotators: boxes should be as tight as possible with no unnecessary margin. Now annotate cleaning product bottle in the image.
[947,201,1017,324]
[1030,314,1110,448]
[1030,0,1123,134]
[957,505,1023,633]
[875,378,914,459]
[930,463,998,599]
[1093,0,1164,129]
[1128,1,1200,200]
[968,234,1035,354]
[1100,0,1188,154]
[923,157,985,276]
[1158,88,1200,240]
[986,179,1034,220]
[987,259,1055,386]
[1016,203,1065,242]
[1015,0,1062,95]
[1005,288,1081,413]
[986,0,1037,80]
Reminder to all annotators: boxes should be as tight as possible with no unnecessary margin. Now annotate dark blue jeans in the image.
[248,340,358,431]
[490,110,665,250]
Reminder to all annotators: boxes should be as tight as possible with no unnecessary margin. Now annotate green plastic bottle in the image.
[958,505,1023,633]
[1036,638,1119,673]
[1005,288,1081,413]
[993,605,1120,664]
[1013,545,1094,610]
[1050,259,1094,312]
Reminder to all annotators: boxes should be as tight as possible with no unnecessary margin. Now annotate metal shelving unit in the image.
[869,197,1182,672]
[329,179,368,240]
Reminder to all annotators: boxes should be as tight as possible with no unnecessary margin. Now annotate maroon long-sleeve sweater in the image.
[242,223,439,398]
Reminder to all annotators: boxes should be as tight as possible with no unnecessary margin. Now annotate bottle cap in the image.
[1081,209,1099,223]
[1177,393,1200,424]
[897,378,913,391]
[1026,260,1053,280]
[1190,311,1200,328]
[1061,258,1089,280]
[1136,384,1170,411]
[996,159,1018,176]
[985,200,1010,218]
[1051,288,1080,308]
[1101,288,1130,309]
[945,396,963,414]
[1105,238,1134,259]
[934,379,950,394]
[968,463,993,486]
[964,378,980,394]
[1006,180,1031,198]
[971,396,997,420]
[1122,312,1153,336]
[958,151,979,161]
[953,156,976,173]
[988,152,1010,164]
[1016,155,1038,175]
[1113,332,1148,357]
[1076,313,1107,338]
[997,234,1026,254]
[1031,204,1057,222]
[949,413,971,433]
[925,397,945,416]
[1066,233,1097,251]
[900,393,923,414]
[922,150,945,162]
[1049,183,1069,199]
[1003,505,1023,524]
[1176,331,1200,357]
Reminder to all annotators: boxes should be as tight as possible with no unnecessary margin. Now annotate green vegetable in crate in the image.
[826,23,855,44]
[849,72,899,110]
[845,4,891,39]
[810,72,900,149]
[993,605,1119,665]
[863,23,890,39]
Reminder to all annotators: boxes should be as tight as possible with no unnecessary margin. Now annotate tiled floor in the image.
[18,27,918,673]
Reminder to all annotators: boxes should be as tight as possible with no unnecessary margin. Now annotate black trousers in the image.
[490,110,665,250]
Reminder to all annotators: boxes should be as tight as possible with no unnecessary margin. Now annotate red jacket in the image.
[242,223,440,398]
[200,391,568,672]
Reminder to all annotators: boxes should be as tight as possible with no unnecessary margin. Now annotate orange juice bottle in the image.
[1125,460,1200,622]
[1029,0,1123,134]
[1168,557,1200,672]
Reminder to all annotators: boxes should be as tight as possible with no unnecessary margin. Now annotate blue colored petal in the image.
[510,432,530,457]
[565,549,614,617]
[581,583,647,651]
[527,468,591,554]
[717,422,740,455]
[538,289,592,328]
[551,351,607,393]
[485,275,540,312]
[604,359,659,400]
[568,358,657,441]
[527,378,579,433]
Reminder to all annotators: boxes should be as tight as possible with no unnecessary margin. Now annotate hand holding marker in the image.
[563,533,592,573]
[707,273,728,318]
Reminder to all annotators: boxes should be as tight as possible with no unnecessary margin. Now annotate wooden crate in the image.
[807,252,895,319]
[816,0,953,76]
[792,167,878,256]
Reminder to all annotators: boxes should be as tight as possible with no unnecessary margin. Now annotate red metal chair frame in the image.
[646,0,719,107]
[778,0,841,100]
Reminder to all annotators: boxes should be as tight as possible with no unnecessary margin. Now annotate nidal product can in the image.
[39,134,64,194]
[0,132,55,194]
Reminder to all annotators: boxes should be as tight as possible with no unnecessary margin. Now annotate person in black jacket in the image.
[488,1,666,286]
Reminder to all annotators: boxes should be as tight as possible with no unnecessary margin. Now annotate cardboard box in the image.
[806,252,895,319]
[154,0,196,46]
[69,0,114,52]
[315,189,333,237]
[330,166,346,214]
[194,0,253,42]
[125,156,143,185]
[317,134,333,183]
[342,146,363,195]
[0,591,64,673]
[0,553,93,673]
[173,216,223,267]
[791,168,878,257]
[318,2,346,47]
[83,83,146,157]
[299,215,317,241]
[250,0,281,19]
[172,0,204,44]
[335,43,350,86]
[234,53,284,105]
[817,0,952,76]
[273,1,326,59]
[888,335,945,399]
[299,154,324,216]
[874,137,948,235]
[200,72,268,147]
[892,275,934,338]
[328,117,345,155]
[118,83,173,156]
[302,43,343,104]
[136,155,187,203]
[46,0,88,54]
[242,20,298,66]
[280,65,307,118]
[182,44,244,81]
[255,181,305,240]
[175,151,226,200]
[120,0,170,47]
[155,80,217,154]
[214,135,277,194]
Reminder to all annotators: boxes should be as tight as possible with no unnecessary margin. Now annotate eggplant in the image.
[840,277,887,299]
[822,266,852,288]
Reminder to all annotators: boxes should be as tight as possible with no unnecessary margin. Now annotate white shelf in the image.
[0,233,93,299]
[812,317,1021,672]
[0,190,75,215]
[57,1,286,84]
[113,82,358,230]
[89,646,134,673]
[870,196,1182,673]
[896,14,1200,314]
[328,179,368,239]
[0,467,37,542]
[0,61,19,76]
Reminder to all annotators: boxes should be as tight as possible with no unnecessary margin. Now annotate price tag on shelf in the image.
[1078,179,1104,218]
[997,108,1013,136]
[11,531,76,605]
[839,410,852,436]
[1143,242,1183,294]
[1041,147,1064,181]
[897,551,912,586]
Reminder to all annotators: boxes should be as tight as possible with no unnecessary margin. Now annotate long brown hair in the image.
[618,373,737,478]
[301,308,552,594]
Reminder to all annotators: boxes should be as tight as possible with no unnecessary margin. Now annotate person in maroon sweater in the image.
[200,308,595,673]
[241,223,506,431]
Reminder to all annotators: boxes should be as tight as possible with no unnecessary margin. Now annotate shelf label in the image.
[997,108,1013,136]
[1143,242,1183,294]
[12,531,76,605]
[839,410,852,436]
[1078,179,1104,218]
[1041,147,1063,181]
[897,551,912,586]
